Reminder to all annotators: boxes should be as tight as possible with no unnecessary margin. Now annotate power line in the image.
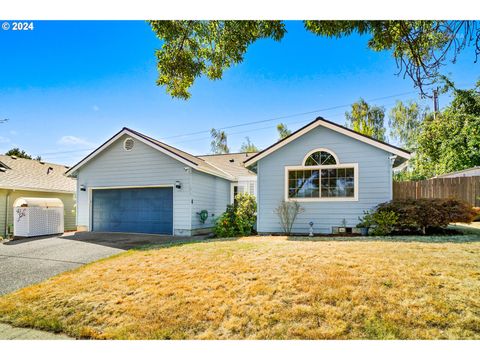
[159,90,420,141]
[35,94,414,157]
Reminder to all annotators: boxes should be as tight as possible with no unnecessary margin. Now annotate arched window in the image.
[304,150,337,166]
[285,148,358,201]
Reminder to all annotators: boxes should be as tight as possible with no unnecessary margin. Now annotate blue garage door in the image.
[92,187,173,235]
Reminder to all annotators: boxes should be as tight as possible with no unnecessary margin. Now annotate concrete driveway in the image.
[0,235,124,295]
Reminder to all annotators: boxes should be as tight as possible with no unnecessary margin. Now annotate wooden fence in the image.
[393,176,480,207]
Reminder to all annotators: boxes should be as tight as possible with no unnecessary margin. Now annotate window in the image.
[285,149,358,201]
[304,150,337,166]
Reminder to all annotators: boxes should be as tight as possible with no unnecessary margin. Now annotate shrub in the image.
[376,198,476,234]
[275,200,304,235]
[213,193,257,237]
[370,210,398,236]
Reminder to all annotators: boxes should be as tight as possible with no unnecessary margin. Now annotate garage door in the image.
[92,187,173,234]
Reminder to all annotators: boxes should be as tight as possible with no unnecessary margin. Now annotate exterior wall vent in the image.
[123,137,135,151]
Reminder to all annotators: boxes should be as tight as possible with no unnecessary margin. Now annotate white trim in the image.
[302,147,340,166]
[284,163,359,202]
[245,119,411,166]
[0,186,75,194]
[88,184,175,235]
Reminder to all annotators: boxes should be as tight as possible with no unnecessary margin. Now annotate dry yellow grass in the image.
[1,237,480,339]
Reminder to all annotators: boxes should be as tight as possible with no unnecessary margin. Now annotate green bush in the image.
[370,211,398,236]
[213,193,257,237]
[376,198,476,234]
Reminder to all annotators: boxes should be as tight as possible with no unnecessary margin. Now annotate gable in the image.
[257,125,392,167]
[244,117,411,167]
[66,128,234,181]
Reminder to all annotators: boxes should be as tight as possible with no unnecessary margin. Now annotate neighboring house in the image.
[433,166,480,179]
[244,117,411,234]
[0,155,76,237]
[65,128,257,236]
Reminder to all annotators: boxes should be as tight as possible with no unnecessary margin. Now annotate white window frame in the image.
[284,163,359,202]
[302,148,340,166]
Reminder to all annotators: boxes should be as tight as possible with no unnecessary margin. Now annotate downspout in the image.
[389,155,397,200]
[4,190,11,238]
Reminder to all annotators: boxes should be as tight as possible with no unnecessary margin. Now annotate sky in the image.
[0,20,478,165]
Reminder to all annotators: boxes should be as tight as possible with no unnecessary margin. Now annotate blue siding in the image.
[76,134,192,235]
[92,187,173,234]
[191,170,231,230]
[257,126,392,234]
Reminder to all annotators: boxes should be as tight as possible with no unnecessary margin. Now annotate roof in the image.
[433,166,480,179]
[0,155,76,193]
[198,152,257,178]
[244,116,412,167]
[66,128,253,181]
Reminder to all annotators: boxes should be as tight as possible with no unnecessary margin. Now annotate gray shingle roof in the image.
[0,155,76,193]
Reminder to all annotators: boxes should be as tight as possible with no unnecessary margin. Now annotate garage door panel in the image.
[92,187,173,234]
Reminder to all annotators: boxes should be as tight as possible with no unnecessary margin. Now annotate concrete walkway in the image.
[0,323,72,340]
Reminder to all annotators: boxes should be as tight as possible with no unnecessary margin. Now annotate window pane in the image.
[288,170,319,198]
[304,151,337,166]
[320,167,355,198]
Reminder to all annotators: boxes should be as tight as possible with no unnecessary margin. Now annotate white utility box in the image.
[13,197,64,237]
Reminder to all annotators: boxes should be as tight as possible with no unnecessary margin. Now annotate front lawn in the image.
[1,236,479,339]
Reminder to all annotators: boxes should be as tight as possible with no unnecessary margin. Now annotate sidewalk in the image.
[0,323,72,340]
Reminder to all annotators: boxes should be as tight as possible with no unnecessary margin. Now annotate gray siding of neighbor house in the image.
[257,126,393,234]
[190,170,231,232]
[76,134,193,235]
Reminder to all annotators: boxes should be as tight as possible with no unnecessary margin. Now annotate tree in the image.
[276,123,291,140]
[3,148,42,161]
[410,80,480,179]
[239,137,259,152]
[388,100,430,151]
[148,21,480,99]
[210,128,230,154]
[345,99,386,141]
[148,21,285,99]
[5,148,31,159]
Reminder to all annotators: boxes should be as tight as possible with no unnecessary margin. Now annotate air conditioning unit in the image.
[13,197,64,238]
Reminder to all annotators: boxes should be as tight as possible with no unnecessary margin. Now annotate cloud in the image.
[9,130,17,135]
[58,135,93,147]
[93,105,100,112]
[0,136,10,144]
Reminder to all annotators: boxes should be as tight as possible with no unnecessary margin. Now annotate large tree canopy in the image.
[345,99,386,141]
[388,100,430,151]
[409,80,480,179]
[149,20,480,99]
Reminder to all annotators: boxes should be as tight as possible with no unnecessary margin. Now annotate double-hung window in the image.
[285,149,358,201]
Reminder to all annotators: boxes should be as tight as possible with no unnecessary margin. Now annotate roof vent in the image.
[123,137,135,151]
[229,159,235,163]
[10,155,17,159]
[47,166,54,175]
[39,160,45,164]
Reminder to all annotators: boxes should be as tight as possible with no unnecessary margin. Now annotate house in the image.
[66,117,410,236]
[65,128,257,236]
[433,166,480,179]
[244,117,411,234]
[0,155,76,237]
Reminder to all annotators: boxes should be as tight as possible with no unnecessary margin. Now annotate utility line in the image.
[35,94,414,157]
